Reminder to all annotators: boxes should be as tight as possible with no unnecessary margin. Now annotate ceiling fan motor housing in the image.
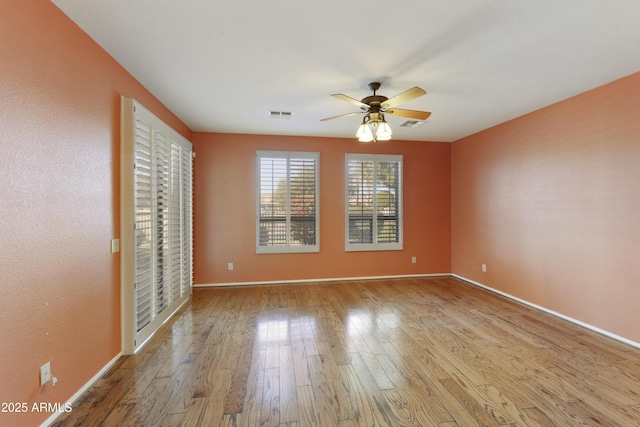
[361,82,387,111]
[361,95,388,111]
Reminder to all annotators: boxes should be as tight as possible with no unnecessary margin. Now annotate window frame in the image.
[345,153,403,252]
[256,150,320,254]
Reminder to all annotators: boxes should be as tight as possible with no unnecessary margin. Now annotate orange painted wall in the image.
[192,133,451,284]
[0,2,191,425]
[451,72,640,343]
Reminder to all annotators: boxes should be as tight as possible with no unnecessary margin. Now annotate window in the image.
[257,151,319,253]
[346,153,403,251]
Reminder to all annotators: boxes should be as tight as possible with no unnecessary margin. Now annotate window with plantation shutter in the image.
[257,151,319,253]
[346,153,403,251]
[122,97,193,354]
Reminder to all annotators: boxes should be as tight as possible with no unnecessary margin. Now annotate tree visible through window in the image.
[257,151,319,253]
[346,153,402,251]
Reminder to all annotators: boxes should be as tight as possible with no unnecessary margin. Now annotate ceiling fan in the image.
[320,82,431,142]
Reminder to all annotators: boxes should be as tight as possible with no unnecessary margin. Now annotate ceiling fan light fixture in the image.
[375,116,392,141]
[356,120,374,142]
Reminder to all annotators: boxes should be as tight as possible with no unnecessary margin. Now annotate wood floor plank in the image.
[336,363,395,426]
[260,367,280,427]
[315,341,357,422]
[439,377,502,426]
[566,399,620,427]
[375,354,448,426]
[51,277,640,426]
[547,365,640,425]
[100,402,135,427]
[306,355,340,426]
[296,385,321,427]
[197,368,232,426]
[278,344,299,423]
[223,289,262,415]
[520,407,557,427]
[379,345,454,424]
[290,318,312,387]
[352,350,395,391]
[465,357,574,424]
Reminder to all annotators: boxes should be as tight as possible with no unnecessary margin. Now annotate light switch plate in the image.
[111,238,120,253]
[40,362,51,385]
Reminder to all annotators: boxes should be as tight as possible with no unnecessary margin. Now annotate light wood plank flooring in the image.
[53,277,640,426]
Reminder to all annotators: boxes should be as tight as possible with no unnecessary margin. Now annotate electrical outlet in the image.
[40,362,51,385]
[482,264,487,273]
[228,262,234,271]
[411,256,417,264]
[111,238,120,253]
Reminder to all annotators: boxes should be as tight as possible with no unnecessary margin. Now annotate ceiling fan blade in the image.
[320,111,362,122]
[381,87,426,108]
[331,94,369,109]
[384,108,432,121]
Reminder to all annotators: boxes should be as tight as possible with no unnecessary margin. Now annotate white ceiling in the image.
[52,0,640,142]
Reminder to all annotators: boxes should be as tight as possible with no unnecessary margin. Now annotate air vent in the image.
[268,111,292,119]
[399,120,425,128]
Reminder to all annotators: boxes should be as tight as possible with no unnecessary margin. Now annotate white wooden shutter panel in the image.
[258,155,288,248]
[170,142,182,302]
[181,147,193,294]
[153,130,170,316]
[347,158,374,245]
[289,156,317,247]
[134,115,153,332]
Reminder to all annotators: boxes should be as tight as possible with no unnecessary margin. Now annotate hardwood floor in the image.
[52,277,640,426]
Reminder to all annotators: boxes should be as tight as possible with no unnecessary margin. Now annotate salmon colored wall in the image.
[451,72,640,343]
[0,2,191,425]
[192,133,451,284]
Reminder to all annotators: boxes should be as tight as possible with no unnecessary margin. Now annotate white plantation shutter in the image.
[259,156,288,248]
[289,156,317,247]
[122,97,193,353]
[257,151,319,253]
[345,153,403,251]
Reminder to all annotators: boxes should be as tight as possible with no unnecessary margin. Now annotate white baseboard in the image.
[452,274,640,350]
[40,352,123,427]
[193,272,451,288]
